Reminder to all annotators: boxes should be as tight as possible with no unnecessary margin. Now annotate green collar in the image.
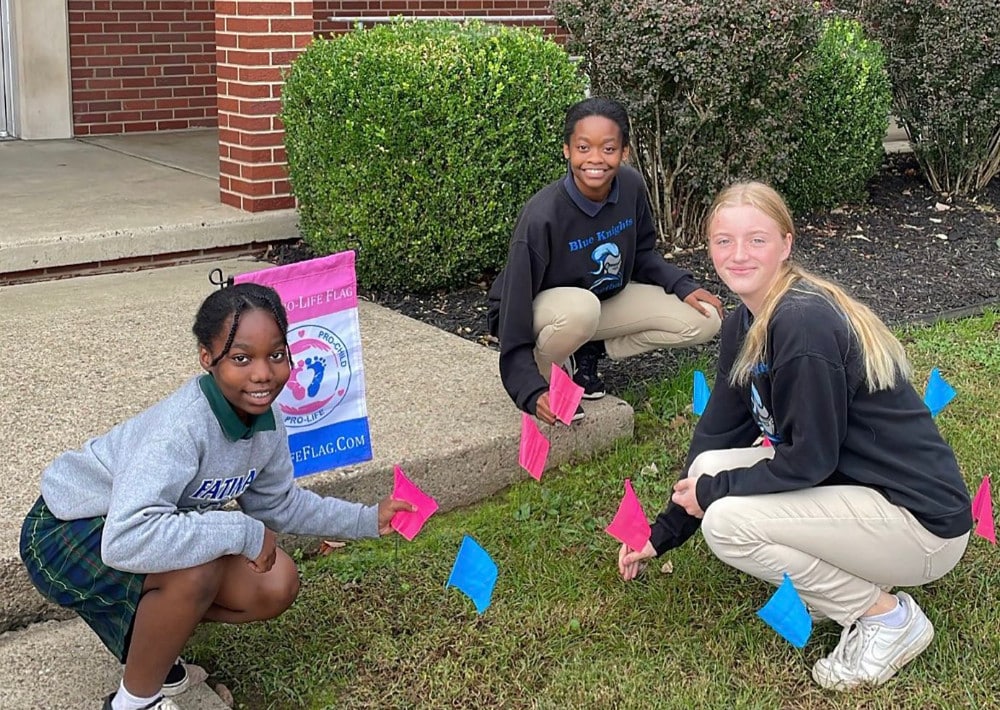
[198,375,277,442]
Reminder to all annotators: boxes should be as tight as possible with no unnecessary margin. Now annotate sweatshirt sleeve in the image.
[627,173,698,300]
[695,315,850,510]
[237,431,379,541]
[496,216,552,414]
[102,435,267,574]
[648,334,758,555]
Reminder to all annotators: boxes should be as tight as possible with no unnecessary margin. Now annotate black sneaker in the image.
[567,341,606,399]
[571,404,586,422]
[161,658,189,697]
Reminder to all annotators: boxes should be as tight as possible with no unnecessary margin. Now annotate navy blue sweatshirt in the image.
[649,288,972,555]
[487,165,699,413]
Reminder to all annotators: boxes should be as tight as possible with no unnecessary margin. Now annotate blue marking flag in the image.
[757,573,812,649]
[446,535,498,615]
[923,367,956,417]
[693,370,710,416]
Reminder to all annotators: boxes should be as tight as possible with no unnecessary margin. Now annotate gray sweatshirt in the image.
[40,376,379,574]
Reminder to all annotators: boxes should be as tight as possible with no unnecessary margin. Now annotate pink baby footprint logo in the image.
[287,359,309,401]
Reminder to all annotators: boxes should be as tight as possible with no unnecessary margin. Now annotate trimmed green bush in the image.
[281,21,586,291]
[851,0,1000,195]
[553,0,820,247]
[781,17,892,214]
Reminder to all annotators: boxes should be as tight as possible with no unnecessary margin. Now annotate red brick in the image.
[244,194,296,212]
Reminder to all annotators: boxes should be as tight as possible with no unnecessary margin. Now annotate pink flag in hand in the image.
[519,413,550,481]
[972,475,991,522]
[605,478,652,552]
[390,465,439,541]
[549,363,584,425]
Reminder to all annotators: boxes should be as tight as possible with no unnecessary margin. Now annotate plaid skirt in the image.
[19,496,144,662]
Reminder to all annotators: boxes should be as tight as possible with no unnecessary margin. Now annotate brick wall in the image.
[68,0,217,135]
[67,1,562,137]
[314,0,562,39]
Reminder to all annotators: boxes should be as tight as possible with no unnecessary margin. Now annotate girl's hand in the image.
[671,478,705,518]
[248,527,277,573]
[618,540,656,581]
[377,497,417,535]
[534,392,558,425]
[683,289,725,321]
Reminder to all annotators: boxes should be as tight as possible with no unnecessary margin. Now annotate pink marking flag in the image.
[390,465,439,541]
[972,476,996,544]
[519,413,550,481]
[605,478,652,551]
[549,363,584,425]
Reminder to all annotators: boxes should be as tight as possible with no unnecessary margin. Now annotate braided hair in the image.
[193,282,290,367]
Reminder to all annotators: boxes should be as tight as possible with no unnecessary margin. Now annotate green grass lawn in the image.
[189,310,1000,709]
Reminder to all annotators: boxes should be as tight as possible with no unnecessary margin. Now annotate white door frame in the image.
[0,0,16,138]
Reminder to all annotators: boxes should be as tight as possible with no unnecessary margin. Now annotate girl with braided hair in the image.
[20,282,413,710]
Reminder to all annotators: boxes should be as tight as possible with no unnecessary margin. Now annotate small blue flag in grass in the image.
[757,573,812,649]
[923,367,956,417]
[693,370,710,416]
[446,535,498,615]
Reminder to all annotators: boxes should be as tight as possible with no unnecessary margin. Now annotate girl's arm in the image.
[237,428,379,540]
[496,220,552,414]
[102,434,267,574]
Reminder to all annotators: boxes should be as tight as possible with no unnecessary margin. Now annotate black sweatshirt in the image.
[649,288,972,555]
[487,165,699,413]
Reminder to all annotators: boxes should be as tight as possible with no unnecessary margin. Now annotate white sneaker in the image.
[811,592,934,690]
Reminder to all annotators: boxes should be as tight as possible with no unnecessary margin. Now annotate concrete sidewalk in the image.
[0,130,298,279]
[0,260,633,709]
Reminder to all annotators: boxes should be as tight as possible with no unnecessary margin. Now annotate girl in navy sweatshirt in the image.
[487,97,722,424]
[618,182,971,690]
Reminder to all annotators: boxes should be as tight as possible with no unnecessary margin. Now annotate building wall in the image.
[67,0,561,136]
[68,0,216,135]
[314,0,561,38]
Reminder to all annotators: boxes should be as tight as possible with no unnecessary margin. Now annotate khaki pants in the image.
[532,283,721,378]
[692,447,969,626]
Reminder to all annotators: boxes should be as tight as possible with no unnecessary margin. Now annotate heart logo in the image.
[337,389,345,396]
[298,329,306,337]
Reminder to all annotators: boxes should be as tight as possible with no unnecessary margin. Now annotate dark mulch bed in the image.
[268,153,1000,397]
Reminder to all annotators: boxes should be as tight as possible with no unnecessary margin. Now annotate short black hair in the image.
[193,282,289,366]
[563,97,631,145]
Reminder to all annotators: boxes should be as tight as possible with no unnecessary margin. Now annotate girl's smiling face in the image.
[199,308,291,423]
[709,204,793,314]
[563,115,629,203]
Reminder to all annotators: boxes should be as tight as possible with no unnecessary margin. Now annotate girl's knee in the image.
[685,308,722,345]
[254,553,300,620]
[147,559,227,606]
[701,497,753,559]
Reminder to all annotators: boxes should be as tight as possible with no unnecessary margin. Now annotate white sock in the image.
[111,680,162,710]
[863,594,909,628]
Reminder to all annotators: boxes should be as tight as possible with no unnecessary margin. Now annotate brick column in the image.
[216,1,313,212]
